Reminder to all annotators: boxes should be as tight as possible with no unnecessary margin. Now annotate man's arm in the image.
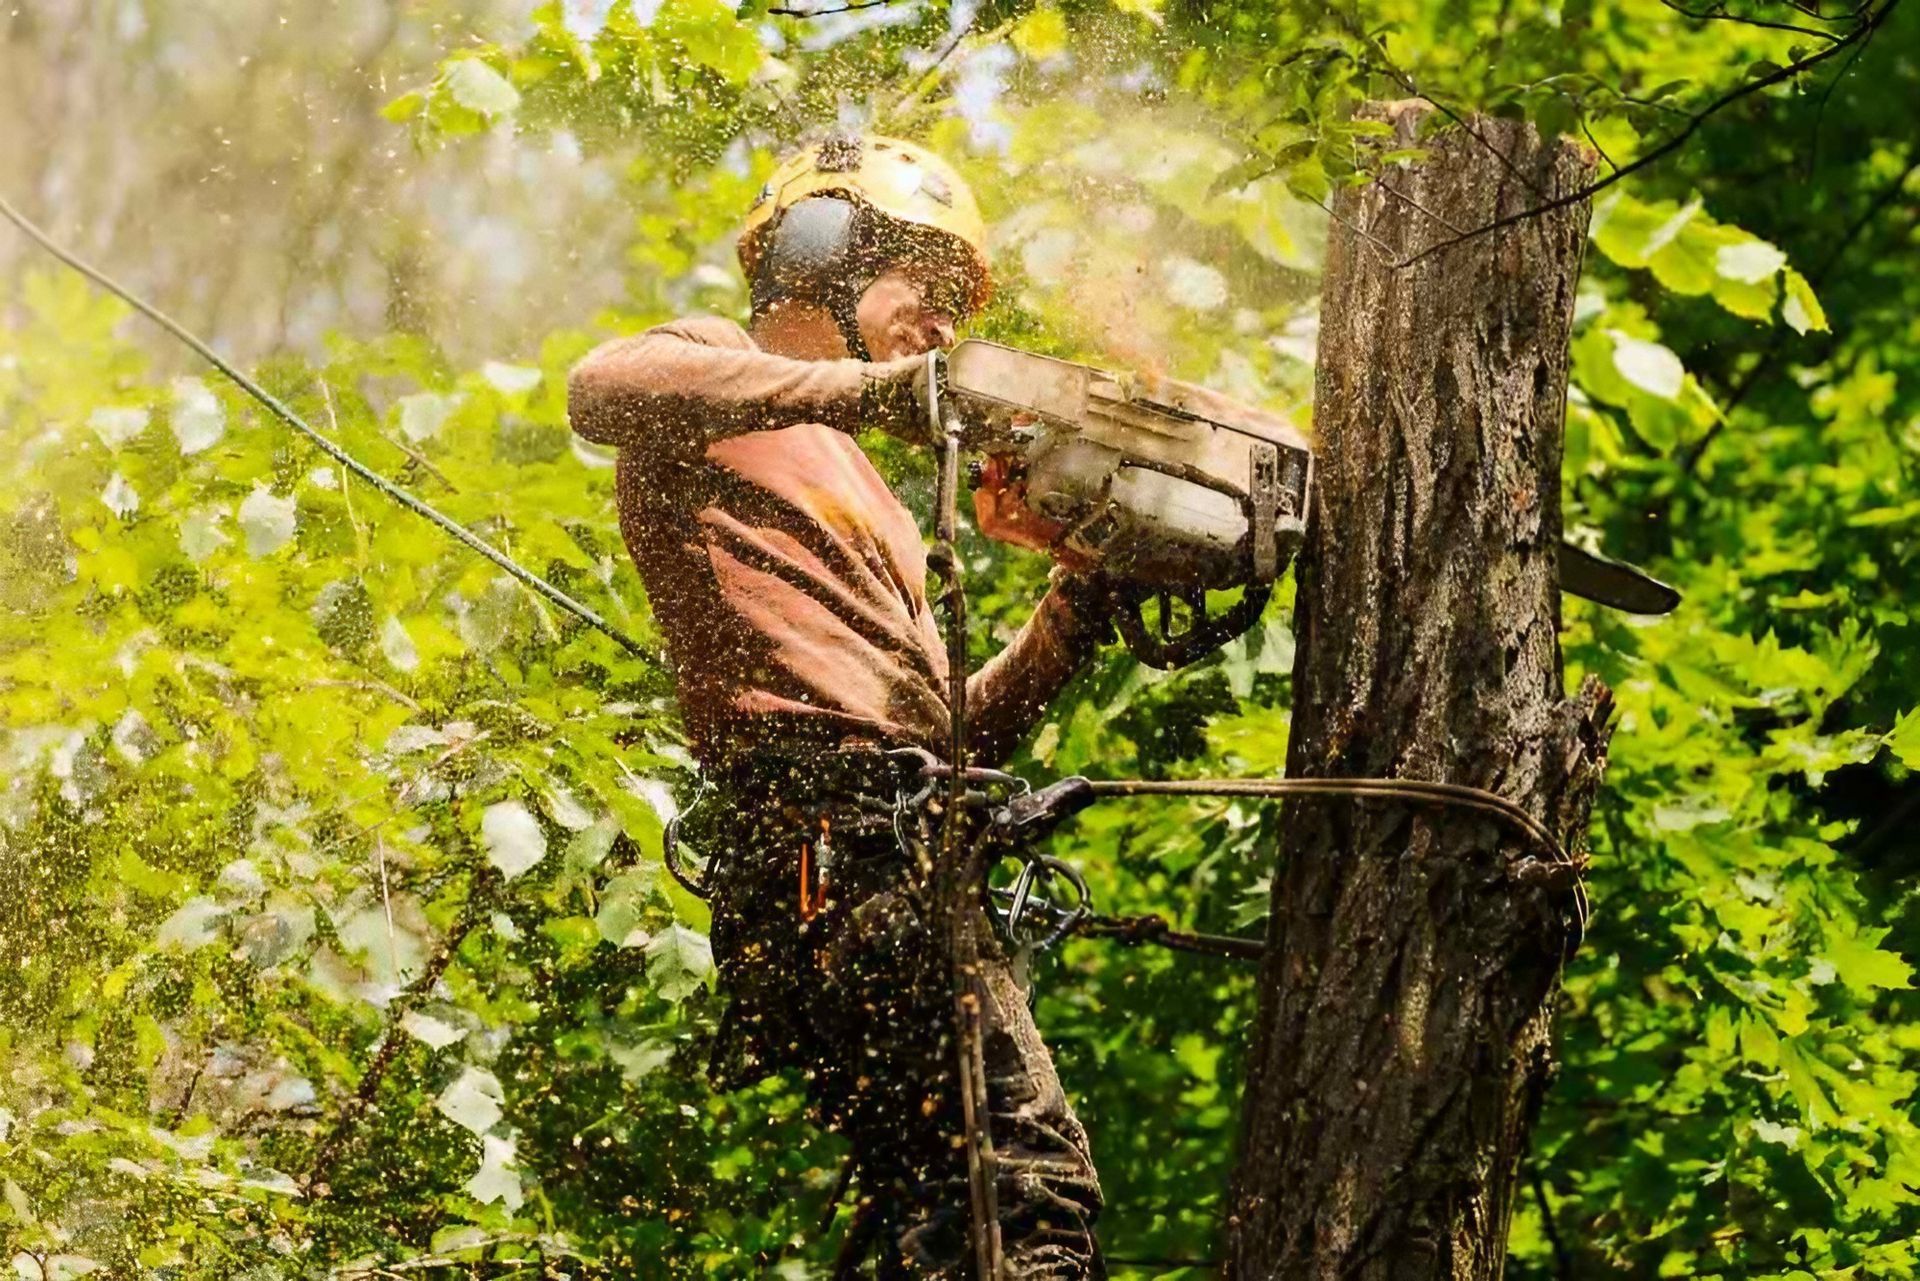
[965,569,1111,767]
[567,318,926,453]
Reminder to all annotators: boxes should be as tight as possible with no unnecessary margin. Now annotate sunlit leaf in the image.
[1885,708,1920,769]
[1716,237,1786,284]
[168,376,226,454]
[481,361,543,394]
[1783,268,1829,334]
[595,869,657,948]
[645,924,713,1002]
[237,486,296,556]
[401,1010,468,1049]
[87,406,148,448]
[1822,927,1913,995]
[177,504,229,563]
[397,392,458,443]
[99,472,138,519]
[1011,5,1070,61]
[435,1067,505,1136]
[465,1133,523,1209]
[381,89,426,123]
[481,800,547,880]
[155,898,227,950]
[1610,332,1685,400]
[659,0,762,86]
[443,59,521,117]
[379,614,420,672]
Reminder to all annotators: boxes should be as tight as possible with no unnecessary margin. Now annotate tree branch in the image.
[1395,0,1899,267]
[1531,1164,1575,1280]
[301,876,496,1193]
[1659,0,1846,41]
[768,0,895,16]
[1679,149,1919,472]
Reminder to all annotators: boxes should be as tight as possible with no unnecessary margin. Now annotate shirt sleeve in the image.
[567,315,913,456]
[964,570,1110,767]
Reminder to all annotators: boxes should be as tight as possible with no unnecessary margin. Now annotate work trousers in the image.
[704,763,1105,1279]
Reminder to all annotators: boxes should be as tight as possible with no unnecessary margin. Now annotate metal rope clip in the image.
[663,776,716,899]
[992,852,1091,955]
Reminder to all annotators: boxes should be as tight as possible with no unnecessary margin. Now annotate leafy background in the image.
[2,0,1917,1276]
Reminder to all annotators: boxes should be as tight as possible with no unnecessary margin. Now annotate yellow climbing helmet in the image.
[738,133,992,319]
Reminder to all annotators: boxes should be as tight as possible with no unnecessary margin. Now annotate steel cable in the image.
[0,191,659,664]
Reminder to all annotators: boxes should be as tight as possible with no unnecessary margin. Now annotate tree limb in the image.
[1679,149,1919,472]
[768,0,896,15]
[1658,0,1847,41]
[301,875,496,1193]
[1395,0,1899,267]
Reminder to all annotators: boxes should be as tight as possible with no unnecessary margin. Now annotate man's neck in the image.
[750,301,853,361]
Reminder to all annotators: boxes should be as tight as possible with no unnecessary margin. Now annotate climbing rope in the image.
[926,368,1008,1281]
[952,765,1588,965]
[0,191,658,663]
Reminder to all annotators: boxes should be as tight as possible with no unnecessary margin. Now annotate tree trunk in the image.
[1224,106,1614,1280]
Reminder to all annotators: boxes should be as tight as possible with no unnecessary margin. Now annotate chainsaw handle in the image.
[1110,579,1275,670]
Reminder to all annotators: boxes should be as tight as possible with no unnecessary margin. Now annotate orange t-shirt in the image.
[575,316,951,760]
[571,314,1102,768]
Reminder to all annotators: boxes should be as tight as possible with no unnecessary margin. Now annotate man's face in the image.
[855,266,958,361]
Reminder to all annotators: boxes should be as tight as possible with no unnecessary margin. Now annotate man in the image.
[569,134,1109,1277]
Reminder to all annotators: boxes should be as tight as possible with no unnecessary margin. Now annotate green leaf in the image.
[594,869,657,948]
[1592,192,1809,325]
[566,815,621,871]
[605,1035,675,1085]
[1848,499,1920,528]
[1611,332,1685,399]
[1284,155,1330,205]
[661,0,763,86]
[1782,268,1829,334]
[1011,6,1070,61]
[645,924,714,1002]
[381,89,426,123]
[443,59,521,117]
[1716,236,1787,284]
[1822,926,1913,995]
[1886,707,1920,768]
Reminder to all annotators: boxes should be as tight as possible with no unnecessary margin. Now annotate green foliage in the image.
[4,0,1918,1277]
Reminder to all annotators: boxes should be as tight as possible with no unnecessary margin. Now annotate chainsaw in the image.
[939,339,1679,670]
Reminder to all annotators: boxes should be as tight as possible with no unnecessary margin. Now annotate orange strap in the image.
[797,817,831,922]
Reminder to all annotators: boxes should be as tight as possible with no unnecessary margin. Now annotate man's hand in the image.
[859,354,940,447]
[1046,563,1119,650]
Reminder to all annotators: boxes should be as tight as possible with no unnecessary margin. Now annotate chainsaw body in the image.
[941,339,1681,671]
[944,340,1313,668]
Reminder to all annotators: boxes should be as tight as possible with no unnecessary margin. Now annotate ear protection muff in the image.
[749,195,880,360]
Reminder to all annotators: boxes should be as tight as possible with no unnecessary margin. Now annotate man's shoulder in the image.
[649,313,755,350]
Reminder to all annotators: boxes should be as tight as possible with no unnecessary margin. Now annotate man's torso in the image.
[611,316,950,761]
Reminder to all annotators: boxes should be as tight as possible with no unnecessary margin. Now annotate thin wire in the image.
[0,191,659,664]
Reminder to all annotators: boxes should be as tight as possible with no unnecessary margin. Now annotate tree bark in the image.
[1224,106,1614,1280]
